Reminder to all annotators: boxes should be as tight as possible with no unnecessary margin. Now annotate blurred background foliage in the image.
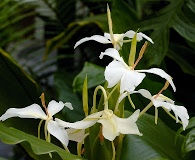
[0,0,195,159]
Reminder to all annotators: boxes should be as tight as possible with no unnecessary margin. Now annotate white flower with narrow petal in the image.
[74,31,153,50]
[99,48,176,93]
[74,5,153,50]
[0,95,73,147]
[136,89,189,130]
[56,109,142,141]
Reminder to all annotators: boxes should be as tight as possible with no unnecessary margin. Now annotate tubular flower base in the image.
[56,109,142,141]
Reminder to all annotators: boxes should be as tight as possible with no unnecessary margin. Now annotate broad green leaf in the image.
[0,122,83,160]
[121,111,185,160]
[44,14,107,58]
[0,48,41,134]
[54,72,84,122]
[167,43,195,76]
[182,128,195,157]
[73,62,105,91]
[130,0,195,66]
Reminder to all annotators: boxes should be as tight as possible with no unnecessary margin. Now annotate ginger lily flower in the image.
[74,5,153,50]
[55,109,142,141]
[136,89,189,130]
[0,93,73,147]
[74,31,153,50]
[99,48,176,93]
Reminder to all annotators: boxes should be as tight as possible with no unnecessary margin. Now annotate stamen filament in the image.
[163,108,182,125]
[132,41,148,69]
[38,119,44,139]
[154,80,170,99]
[139,102,153,117]
[40,93,49,116]
[92,85,109,111]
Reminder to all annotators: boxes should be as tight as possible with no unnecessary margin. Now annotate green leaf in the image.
[121,111,185,160]
[131,0,195,66]
[73,62,105,91]
[167,43,195,76]
[0,48,41,133]
[54,72,84,122]
[182,128,195,156]
[44,14,107,58]
[0,122,83,160]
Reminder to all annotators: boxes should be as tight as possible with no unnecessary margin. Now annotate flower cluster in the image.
[0,5,189,159]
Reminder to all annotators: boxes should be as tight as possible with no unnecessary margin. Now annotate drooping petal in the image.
[64,102,73,110]
[124,30,154,44]
[47,100,65,116]
[152,98,172,111]
[138,68,176,92]
[124,30,139,39]
[55,111,103,129]
[120,70,146,93]
[137,32,154,44]
[136,89,153,100]
[0,104,47,121]
[74,35,111,49]
[67,128,85,143]
[104,60,126,88]
[168,104,189,130]
[47,120,69,146]
[115,110,142,135]
[98,117,119,141]
[99,48,125,63]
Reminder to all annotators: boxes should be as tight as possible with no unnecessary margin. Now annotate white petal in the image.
[152,98,172,110]
[169,104,189,130]
[137,89,152,100]
[47,120,69,146]
[67,128,85,143]
[0,104,47,121]
[137,32,154,44]
[47,100,64,116]
[120,70,146,93]
[118,92,128,103]
[64,102,73,110]
[74,35,111,48]
[98,118,118,141]
[104,61,126,88]
[124,30,142,41]
[115,110,142,135]
[138,68,176,92]
[55,111,103,129]
[99,48,125,63]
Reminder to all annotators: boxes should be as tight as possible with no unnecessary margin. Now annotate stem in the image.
[128,33,137,66]
[77,133,89,156]
[115,135,124,160]
[111,141,116,160]
[155,107,158,124]
[139,102,153,117]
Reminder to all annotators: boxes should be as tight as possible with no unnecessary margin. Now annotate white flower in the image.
[0,99,73,147]
[136,89,189,130]
[74,31,153,50]
[56,109,142,141]
[99,48,176,93]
